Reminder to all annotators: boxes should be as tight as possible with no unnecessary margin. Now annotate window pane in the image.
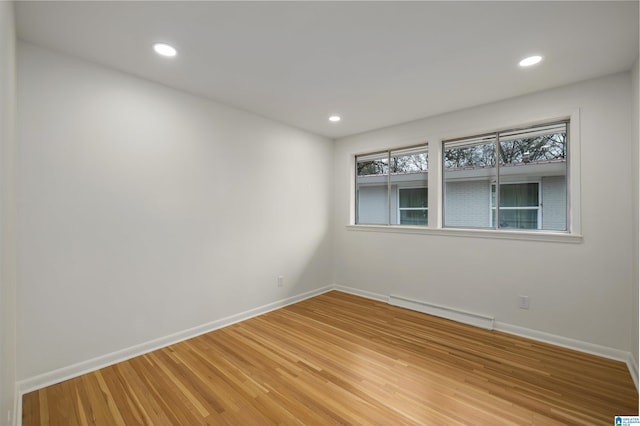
[389,146,428,226]
[356,153,389,224]
[400,210,428,226]
[498,123,567,231]
[357,154,389,176]
[390,148,428,174]
[492,183,539,207]
[492,209,538,229]
[500,122,567,164]
[443,137,496,228]
[444,137,496,168]
[499,130,566,165]
[399,188,427,208]
[355,145,428,226]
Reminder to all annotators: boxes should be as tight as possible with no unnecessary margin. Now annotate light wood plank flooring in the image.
[23,291,638,425]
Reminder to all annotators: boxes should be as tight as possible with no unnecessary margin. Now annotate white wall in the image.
[333,72,635,356]
[0,2,17,424]
[16,42,334,384]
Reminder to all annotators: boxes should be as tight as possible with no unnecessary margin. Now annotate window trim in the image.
[348,110,582,243]
[346,224,582,243]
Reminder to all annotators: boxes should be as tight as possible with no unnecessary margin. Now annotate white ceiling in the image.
[15,1,640,139]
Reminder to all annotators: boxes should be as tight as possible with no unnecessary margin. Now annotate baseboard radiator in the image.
[388,294,495,330]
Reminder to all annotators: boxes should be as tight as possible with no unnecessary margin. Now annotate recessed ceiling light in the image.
[153,43,177,57]
[519,55,542,67]
[329,115,341,122]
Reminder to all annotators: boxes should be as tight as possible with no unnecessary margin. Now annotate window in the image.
[356,145,428,226]
[443,121,568,231]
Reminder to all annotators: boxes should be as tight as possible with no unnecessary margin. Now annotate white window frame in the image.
[397,186,428,225]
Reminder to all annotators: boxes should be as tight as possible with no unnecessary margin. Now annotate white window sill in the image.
[346,224,583,243]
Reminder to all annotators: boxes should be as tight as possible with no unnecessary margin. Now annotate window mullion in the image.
[354,157,359,225]
[387,150,391,226]
[495,132,500,230]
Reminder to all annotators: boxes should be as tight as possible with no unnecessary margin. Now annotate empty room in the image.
[1,1,639,425]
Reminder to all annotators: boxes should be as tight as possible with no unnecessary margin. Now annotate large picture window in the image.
[443,121,568,231]
[356,145,428,226]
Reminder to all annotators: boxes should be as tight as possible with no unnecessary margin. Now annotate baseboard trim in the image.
[389,294,495,330]
[332,284,388,303]
[494,321,632,363]
[333,284,638,390]
[17,285,334,396]
[495,321,638,391]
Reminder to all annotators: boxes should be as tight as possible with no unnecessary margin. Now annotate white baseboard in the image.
[332,284,388,303]
[334,284,638,391]
[16,285,334,396]
[495,321,639,392]
[494,321,632,363]
[389,294,495,330]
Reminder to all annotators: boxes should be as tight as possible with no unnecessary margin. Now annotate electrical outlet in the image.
[518,295,530,310]
[277,275,284,287]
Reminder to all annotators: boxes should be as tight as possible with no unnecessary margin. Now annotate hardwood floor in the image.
[23,291,638,425]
